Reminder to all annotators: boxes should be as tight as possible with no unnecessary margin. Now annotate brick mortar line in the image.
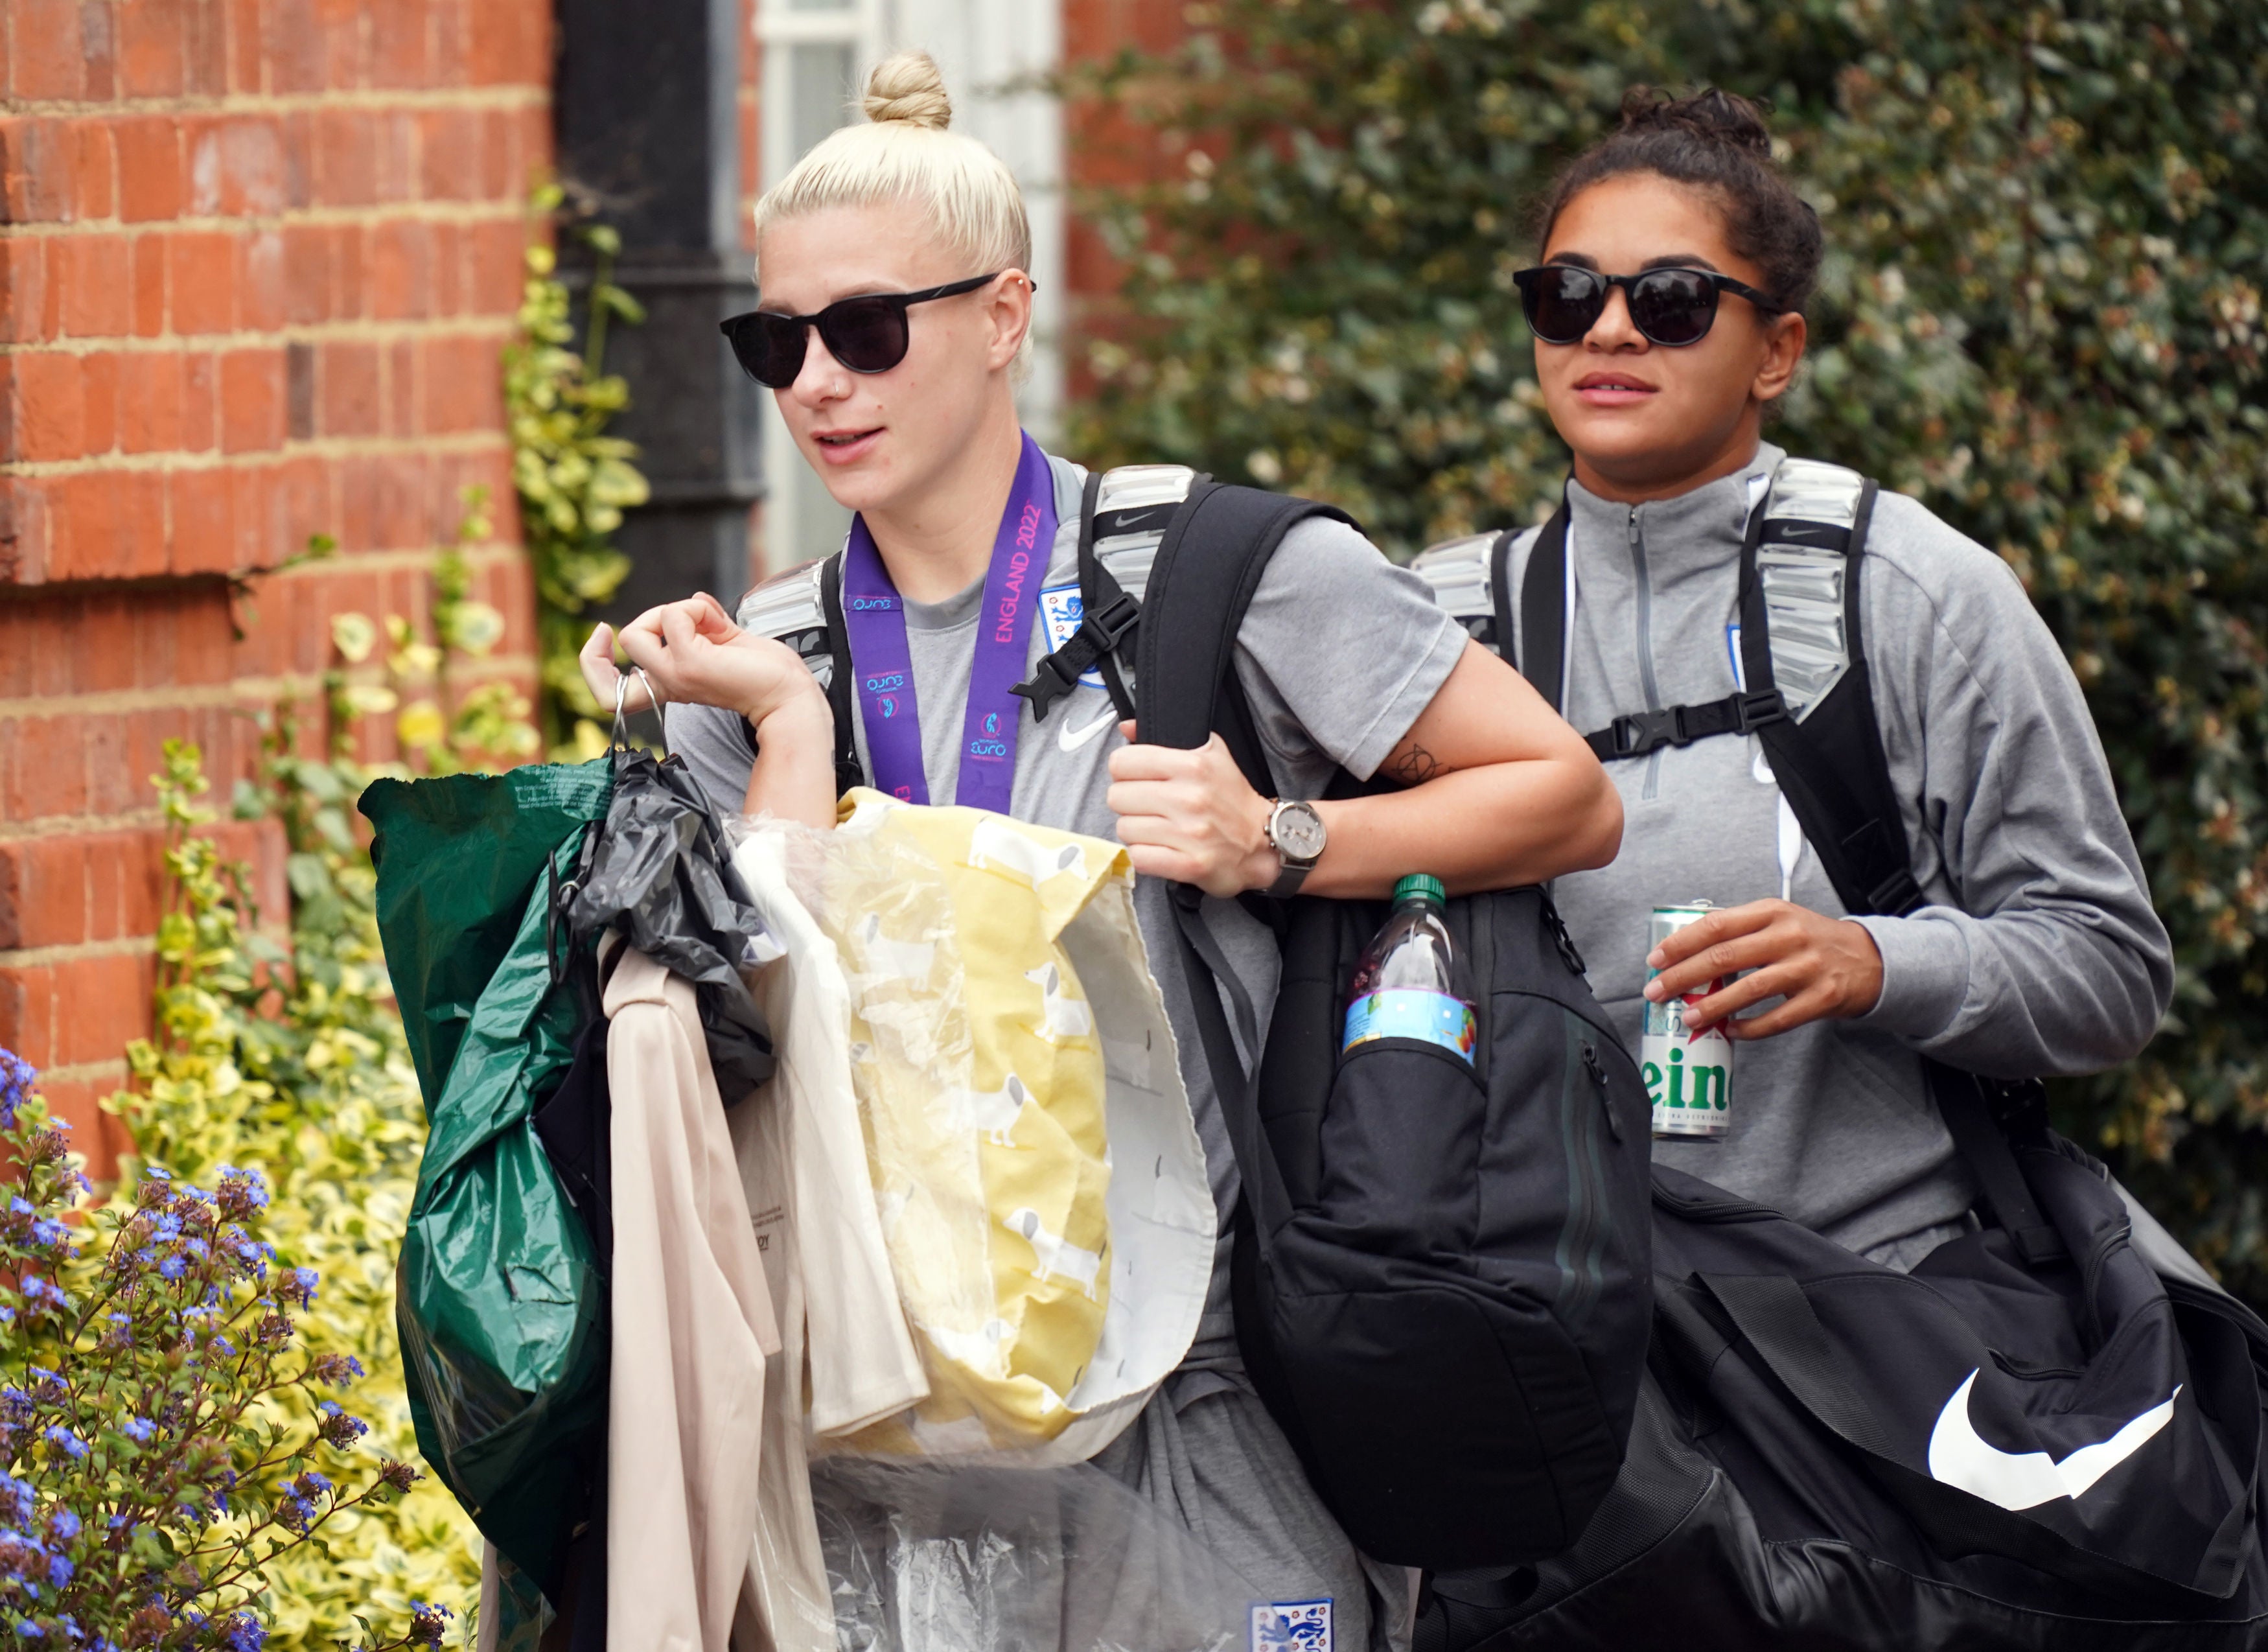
[0,202,533,238]
[3,432,509,478]
[262,542,529,577]
[0,652,540,721]
[27,1059,128,1084]
[0,935,157,969]
[0,539,527,597]
[1,87,550,119]
[0,318,521,356]
[0,673,322,718]
[0,808,165,841]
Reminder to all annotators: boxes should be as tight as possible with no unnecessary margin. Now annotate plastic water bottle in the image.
[1341,874,1476,1062]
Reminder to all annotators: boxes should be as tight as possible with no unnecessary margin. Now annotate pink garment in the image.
[603,943,780,1651]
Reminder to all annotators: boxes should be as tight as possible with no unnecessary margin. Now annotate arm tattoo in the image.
[1386,742,1444,785]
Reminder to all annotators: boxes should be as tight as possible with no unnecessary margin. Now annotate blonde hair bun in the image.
[863,51,952,130]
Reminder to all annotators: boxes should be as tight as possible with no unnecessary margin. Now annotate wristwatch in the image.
[1264,798,1327,898]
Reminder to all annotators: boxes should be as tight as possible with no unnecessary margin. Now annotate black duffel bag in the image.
[1422,1121,2268,1650]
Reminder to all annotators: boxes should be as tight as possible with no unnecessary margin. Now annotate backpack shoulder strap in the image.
[1737,463,1919,918]
[1517,501,1571,715]
[1131,481,1356,793]
[1129,481,1356,1252]
[815,552,866,796]
[1735,463,2065,1263]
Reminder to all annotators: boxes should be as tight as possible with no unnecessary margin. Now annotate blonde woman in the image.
[582,52,1621,1649]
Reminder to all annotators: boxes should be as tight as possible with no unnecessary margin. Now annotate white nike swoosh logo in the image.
[1058,708,1117,753]
[1927,1367,2180,1511]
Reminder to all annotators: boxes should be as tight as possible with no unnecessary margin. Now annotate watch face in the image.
[1274,801,1327,862]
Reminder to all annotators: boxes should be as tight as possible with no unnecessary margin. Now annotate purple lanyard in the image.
[839,432,1056,813]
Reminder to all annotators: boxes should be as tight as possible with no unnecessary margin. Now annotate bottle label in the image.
[1342,989,1477,1061]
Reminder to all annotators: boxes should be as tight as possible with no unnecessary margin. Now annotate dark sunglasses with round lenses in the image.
[719,272,1025,388]
[1512,264,1783,348]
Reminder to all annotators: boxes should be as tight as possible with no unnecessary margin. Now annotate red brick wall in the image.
[0,0,551,1172]
[1060,0,1186,405]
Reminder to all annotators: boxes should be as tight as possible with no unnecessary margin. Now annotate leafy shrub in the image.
[0,1048,449,1649]
[1067,0,2268,1294]
[99,507,546,1644]
[505,186,648,756]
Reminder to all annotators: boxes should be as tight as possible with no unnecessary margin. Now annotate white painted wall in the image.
[753,0,1065,576]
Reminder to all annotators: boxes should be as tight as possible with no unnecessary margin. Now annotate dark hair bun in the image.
[1619,86,1774,159]
[1534,82,1820,317]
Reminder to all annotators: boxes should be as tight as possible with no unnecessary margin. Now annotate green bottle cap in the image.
[1392,873,1446,906]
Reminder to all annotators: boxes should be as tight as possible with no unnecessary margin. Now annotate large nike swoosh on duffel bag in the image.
[1927,1368,2181,1511]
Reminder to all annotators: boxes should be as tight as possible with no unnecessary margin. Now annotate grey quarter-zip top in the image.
[1504,443,2171,1266]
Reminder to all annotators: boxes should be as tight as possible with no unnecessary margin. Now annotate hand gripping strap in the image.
[1133,482,1356,1239]
[1131,482,1354,788]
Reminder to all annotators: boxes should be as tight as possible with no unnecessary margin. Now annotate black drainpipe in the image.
[554,0,766,620]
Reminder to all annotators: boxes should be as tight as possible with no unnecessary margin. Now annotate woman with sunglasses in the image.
[1486,87,2168,1270]
[579,51,1622,1650]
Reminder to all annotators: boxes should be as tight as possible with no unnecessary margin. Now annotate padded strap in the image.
[1518,502,1569,716]
[1697,1272,2236,1610]
[1741,478,1924,918]
[1170,887,1289,1236]
[817,553,865,795]
[1132,482,1353,789]
[1133,482,1356,1241]
[1488,525,1522,675]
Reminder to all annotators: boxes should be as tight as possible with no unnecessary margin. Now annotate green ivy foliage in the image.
[505,187,649,758]
[1067,0,2268,1292]
[95,506,549,1644]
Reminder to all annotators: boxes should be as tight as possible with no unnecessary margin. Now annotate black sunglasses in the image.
[1512,264,1783,347]
[719,272,1026,388]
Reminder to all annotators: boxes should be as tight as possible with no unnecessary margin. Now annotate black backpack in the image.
[787,471,1658,1574]
[1408,460,2268,1648]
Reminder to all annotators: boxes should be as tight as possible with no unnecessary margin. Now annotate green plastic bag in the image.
[362,763,611,1596]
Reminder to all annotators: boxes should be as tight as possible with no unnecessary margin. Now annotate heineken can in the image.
[1643,902,1732,1140]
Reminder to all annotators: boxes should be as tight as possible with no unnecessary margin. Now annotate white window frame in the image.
[752,0,1064,576]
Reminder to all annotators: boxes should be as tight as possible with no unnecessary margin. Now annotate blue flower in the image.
[156,1255,186,1281]
[121,1419,154,1444]
[41,1427,86,1460]
[224,1612,265,1652]
[30,1220,67,1248]
[45,1552,71,1586]
[9,1199,32,1216]
[45,1510,78,1541]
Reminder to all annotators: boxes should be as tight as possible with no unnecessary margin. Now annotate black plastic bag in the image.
[565,741,778,1097]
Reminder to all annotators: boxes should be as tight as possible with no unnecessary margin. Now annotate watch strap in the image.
[1266,860,1312,898]
[1264,798,1321,899]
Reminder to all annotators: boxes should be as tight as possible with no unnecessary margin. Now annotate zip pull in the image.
[1582,1041,1622,1141]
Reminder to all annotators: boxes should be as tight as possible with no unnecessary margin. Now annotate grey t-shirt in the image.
[672,454,1466,1362]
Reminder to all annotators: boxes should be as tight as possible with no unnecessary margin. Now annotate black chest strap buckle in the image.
[1586,689,1788,762]
[1010,591,1142,722]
